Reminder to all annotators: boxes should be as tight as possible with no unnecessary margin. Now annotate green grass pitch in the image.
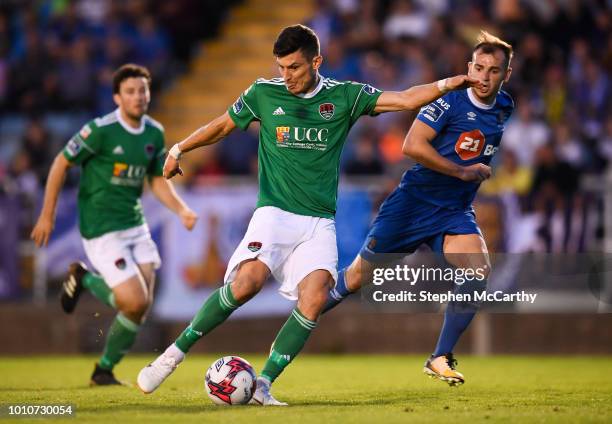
[1,355,611,423]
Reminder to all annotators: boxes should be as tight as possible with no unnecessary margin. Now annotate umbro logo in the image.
[467,111,477,121]
[113,145,124,155]
[273,107,285,116]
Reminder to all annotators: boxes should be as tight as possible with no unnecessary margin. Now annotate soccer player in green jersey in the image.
[137,25,481,404]
[31,64,198,386]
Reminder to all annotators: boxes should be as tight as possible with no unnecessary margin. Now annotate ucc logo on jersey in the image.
[111,163,146,187]
[455,129,486,161]
[276,127,329,143]
[319,103,335,120]
[276,126,290,143]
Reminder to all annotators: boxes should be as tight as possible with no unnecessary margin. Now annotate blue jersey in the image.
[400,88,514,209]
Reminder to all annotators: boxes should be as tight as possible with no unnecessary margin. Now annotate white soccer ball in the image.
[204,356,257,405]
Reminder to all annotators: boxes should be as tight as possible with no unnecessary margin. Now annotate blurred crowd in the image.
[1,0,611,253]
[0,0,236,226]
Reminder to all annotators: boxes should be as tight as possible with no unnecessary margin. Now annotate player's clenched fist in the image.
[179,207,198,231]
[163,154,183,179]
[458,163,491,183]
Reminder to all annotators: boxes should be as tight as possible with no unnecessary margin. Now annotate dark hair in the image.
[473,30,513,68]
[112,64,152,94]
[273,24,320,60]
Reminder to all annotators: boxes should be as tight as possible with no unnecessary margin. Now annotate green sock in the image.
[83,272,115,308]
[261,308,317,383]
[174,284,239,353]
[99,313,139,370]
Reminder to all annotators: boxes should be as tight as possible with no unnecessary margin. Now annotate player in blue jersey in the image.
[323,31,515,386]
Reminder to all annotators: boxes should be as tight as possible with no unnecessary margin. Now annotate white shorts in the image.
[224,206,338,300]
[82,224,161,288]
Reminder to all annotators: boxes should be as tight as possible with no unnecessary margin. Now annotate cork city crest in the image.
[247,242,262,252]
[319,103,335,120]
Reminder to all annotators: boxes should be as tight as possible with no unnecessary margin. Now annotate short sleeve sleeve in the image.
[62,121,102,165]
[347,82,382,126]
[416,94,454,134]
[228,82,260,130]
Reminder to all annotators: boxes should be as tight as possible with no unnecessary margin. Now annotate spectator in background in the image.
[21,119,52,185]
[8,150,39,198]
[340,0,382,52]
[217,125,259,176]
[344,129,384,175]
[307,0,343,53]
[514,33,547,90]
[57,38,96,111]
[47,1,89,45]
[503,98,549,166]
[319,38,362,82]
[542,64,567,125]
[9,27,53,113]
[75,0,111,26]
[572,59,610,122]
[134,15,170,85]
[378,116,411,171]
[480,149,532,197]
[552,122,586,170]
[529,143,582,252]
[383,0,430,40]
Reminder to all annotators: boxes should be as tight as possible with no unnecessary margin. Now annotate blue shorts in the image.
[359,186,481,261]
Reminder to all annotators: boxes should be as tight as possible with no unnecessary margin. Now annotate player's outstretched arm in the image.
[403,120,491,183]
[373,75,482,113]
[149,176,198,230]
[30,153,73,247]
[163,111,237,179]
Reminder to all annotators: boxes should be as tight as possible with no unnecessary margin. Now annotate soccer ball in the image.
[204,356,257,405]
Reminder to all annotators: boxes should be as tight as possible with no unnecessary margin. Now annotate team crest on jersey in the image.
[276,126,290,143]
[319,103,335,120]
[145,143,155,158]
[115,258,126,270]
[247,241,262,252]
[232,97,244,114]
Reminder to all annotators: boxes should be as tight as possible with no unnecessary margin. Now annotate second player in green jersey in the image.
[32,64,198,386]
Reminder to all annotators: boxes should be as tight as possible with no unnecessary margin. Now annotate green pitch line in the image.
[0,355,611,423]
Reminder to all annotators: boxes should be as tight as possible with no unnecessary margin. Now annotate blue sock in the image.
[433,308,476,357]
[432,279,486,357]
[322,268,351,314]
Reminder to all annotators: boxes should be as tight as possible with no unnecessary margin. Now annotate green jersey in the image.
[62,109,166,239]
[228,76,382,218]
